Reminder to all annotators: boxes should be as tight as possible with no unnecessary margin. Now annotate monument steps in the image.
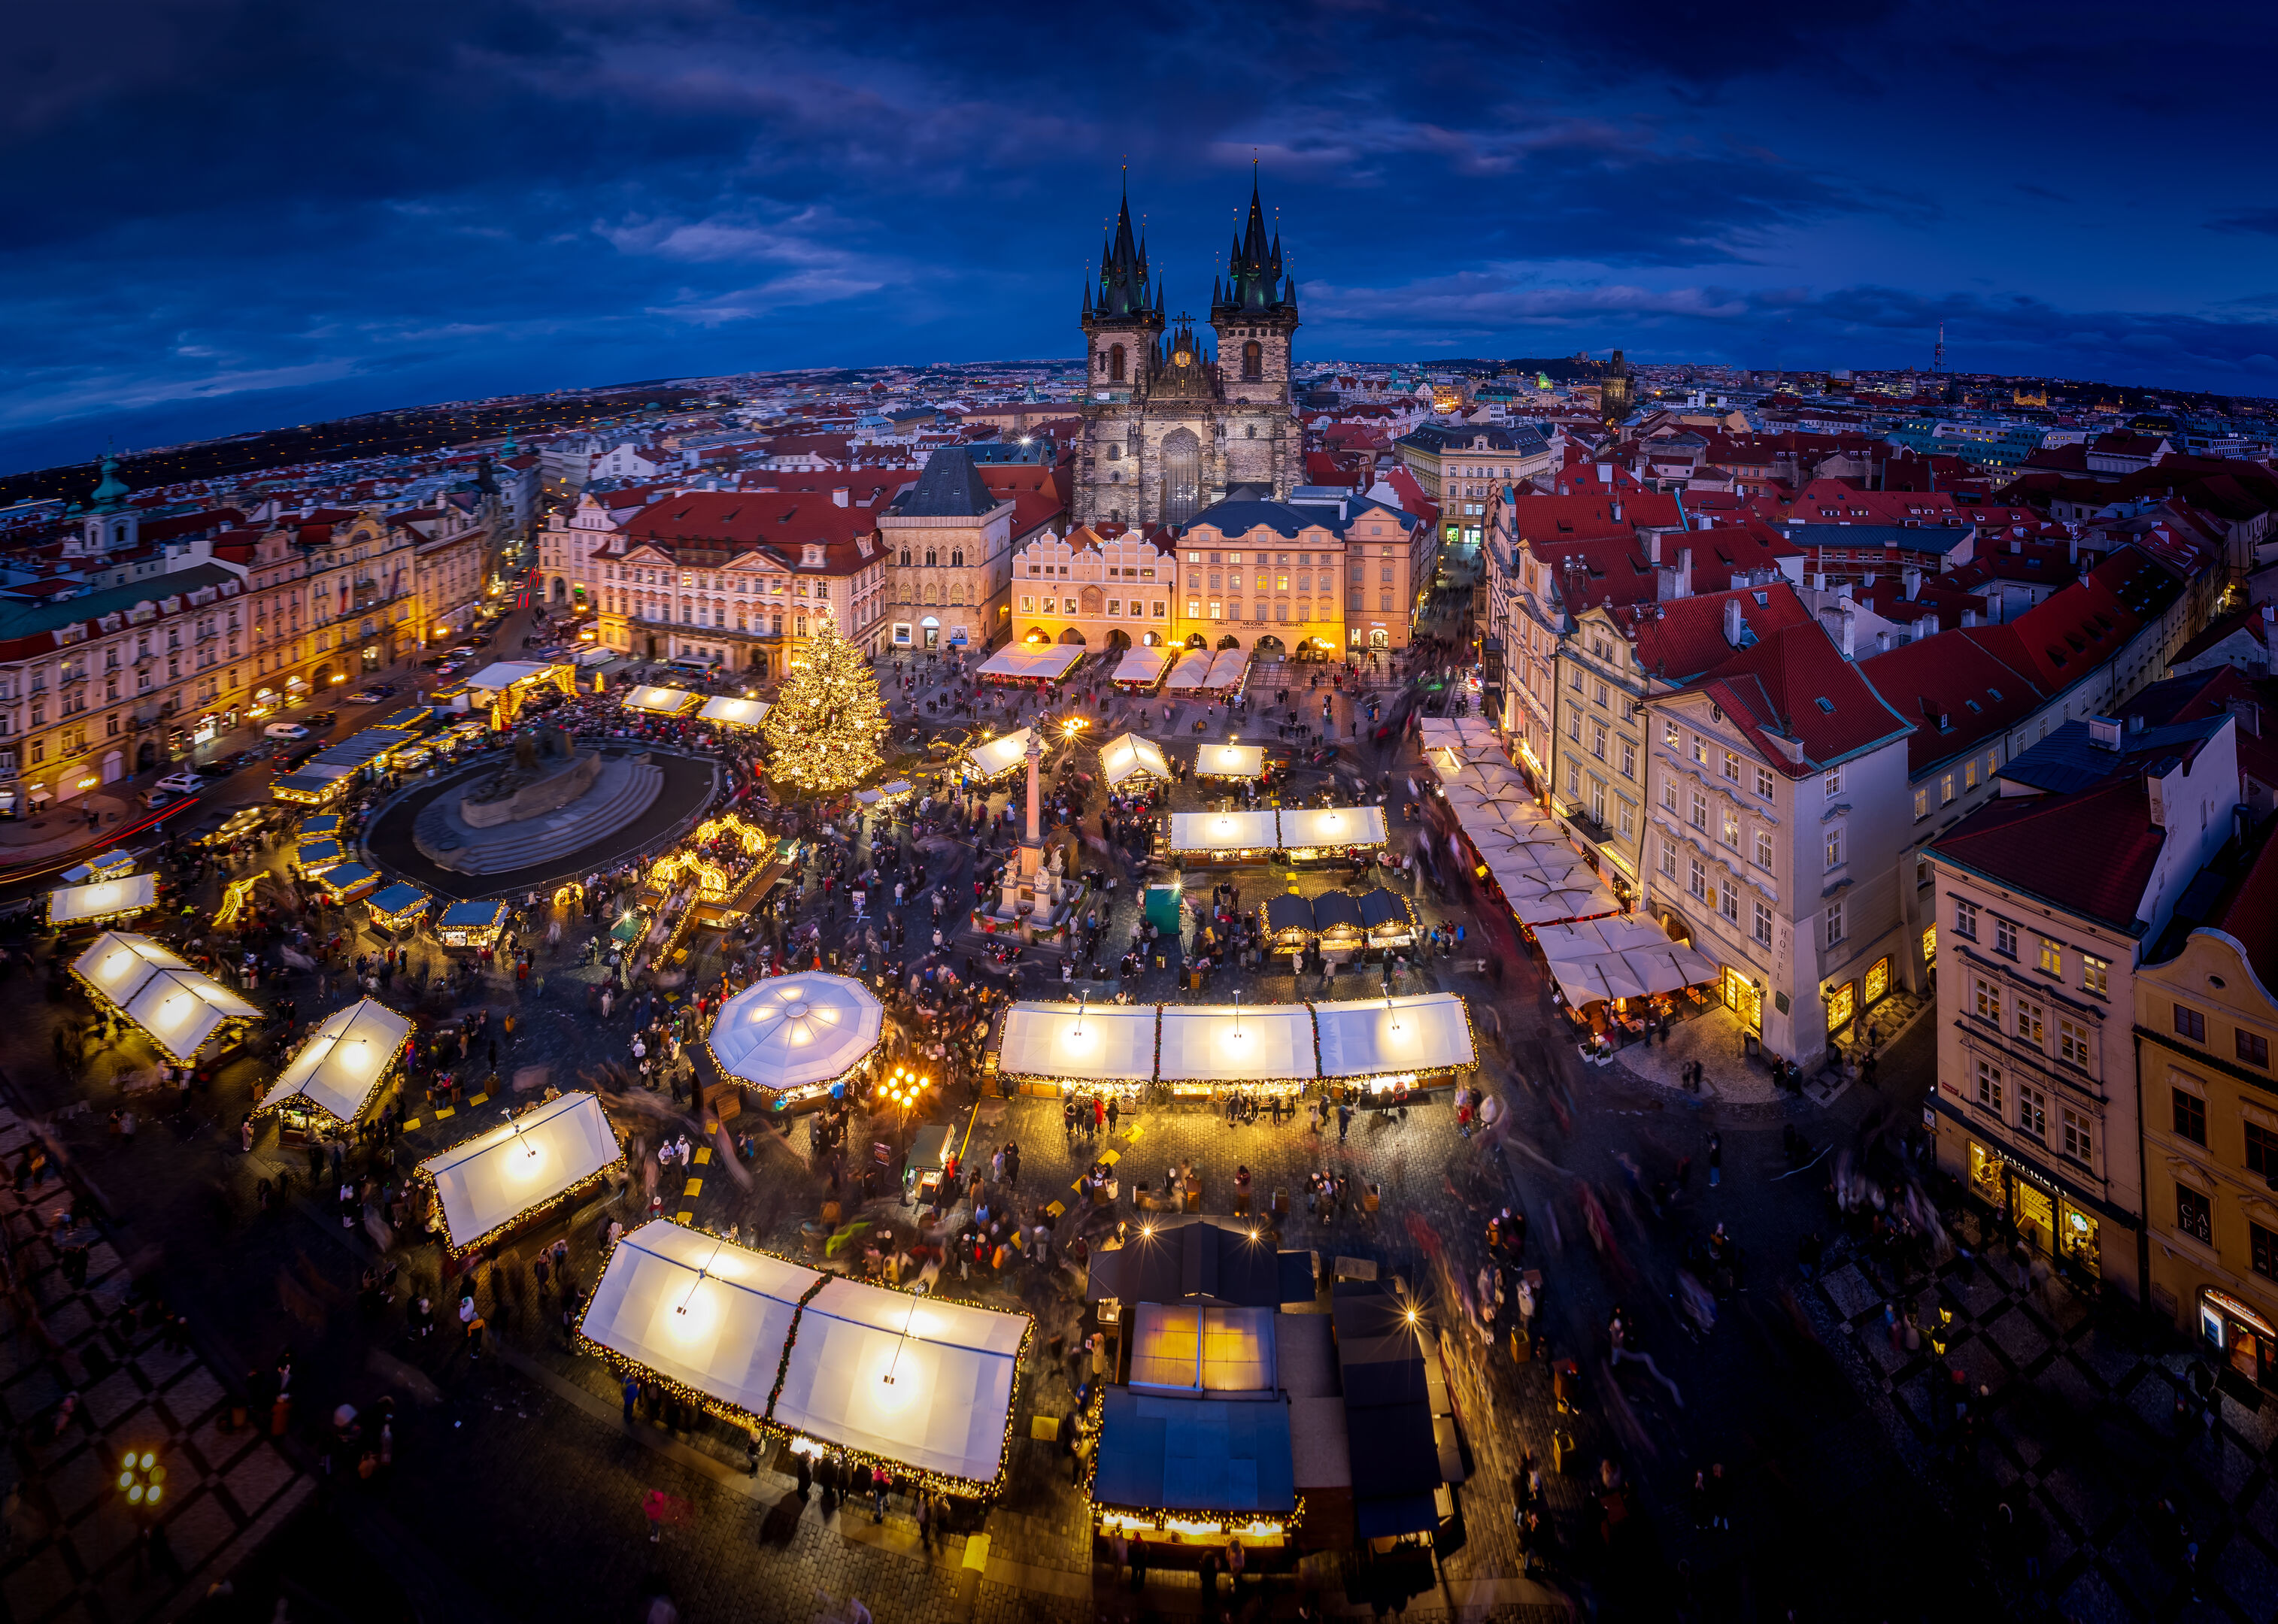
[423,760,666,876]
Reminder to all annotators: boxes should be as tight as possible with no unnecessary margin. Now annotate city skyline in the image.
[4,0,2275,469]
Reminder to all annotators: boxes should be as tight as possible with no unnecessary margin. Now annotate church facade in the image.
[1073,180,1301,529]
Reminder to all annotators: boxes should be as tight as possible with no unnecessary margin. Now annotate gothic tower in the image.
[1209,176,1300,501]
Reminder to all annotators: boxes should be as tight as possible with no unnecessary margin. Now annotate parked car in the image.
[346,689,387,703]
[302,710,336,729]
[154,771,204,795]
[263,723,309,741]
[139,787,178,809]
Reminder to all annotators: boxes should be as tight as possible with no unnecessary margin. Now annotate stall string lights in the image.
[413,1110,629,1259]
[254,1019,413,1135]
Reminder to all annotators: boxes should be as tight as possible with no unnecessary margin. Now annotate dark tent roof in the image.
[1330,1282,1447,1501]
[1085,1215,1309,1308]
[1265,893,1315,933]
[1090,1388,1297,1514]
[1354,887,1415,929]
[1312,890,1363,932]
[894,446,999,518]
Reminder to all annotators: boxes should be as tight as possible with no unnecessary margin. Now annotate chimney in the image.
[2086,715,2122,750]
[2128,713,2146,734]
[2228,697,2261,737]
[1961,608,1978,628]
[1839,609,1857,659]
[1876,629,1892,653]
[1813,571,1826,592]
[832,486,850,507]
[1677,547,1693,598]
[1647,532,1661,565]
[1915,614,1939,643]
[1902,565,1922,598]
[1612,500,1624,524]
[1724,595,1745,647]
[2263,604,2274,626]
[1773,732,1806,764]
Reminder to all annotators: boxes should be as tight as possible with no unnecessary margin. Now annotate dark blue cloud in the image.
[1,0,2273,471]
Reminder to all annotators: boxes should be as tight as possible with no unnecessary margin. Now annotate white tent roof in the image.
[1277,804,1388,850]
[1098,732,1171,789]
[1203,649,1251,690]
[580,1223,820,1421]
[774,1277,1028,1487]
[1156,1004,1318,1085]
[464,660,560,692]
[71,932,260,1064]
[48,872,157,926]
[1112,647,1170,686]
[622,685,702,715]
[1313,993,1477,1082]
[975,645,1082,682]
[419,1090,623,1252]
[996,1001,1157,1085]
[709,971,884,1093]
[1163,651,1210,692]
[1195,741,1265,779]
[963,727,1033,780]
[696,695,770,728]
[1166,809,1278,853]
[258,998,411,1126]
[1537,918,1720,1005]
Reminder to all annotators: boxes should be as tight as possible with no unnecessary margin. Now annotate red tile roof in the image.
[1932,777,2165,933]
[1858,629,2045,774]
[1614,583,1814,683]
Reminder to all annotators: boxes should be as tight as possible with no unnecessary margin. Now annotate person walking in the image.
[1707,1131,1722,1187]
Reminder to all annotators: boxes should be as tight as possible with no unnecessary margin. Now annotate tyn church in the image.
[1074,178,1300,529]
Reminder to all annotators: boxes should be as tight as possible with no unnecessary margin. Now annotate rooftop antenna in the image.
[1932,323,1946,375]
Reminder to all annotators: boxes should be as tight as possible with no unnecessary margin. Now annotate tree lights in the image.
[760,615,888,797]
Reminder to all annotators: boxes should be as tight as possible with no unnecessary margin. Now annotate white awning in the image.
[696,695,770,729]
[579,1222,819,1422]
[1195,741,1264,779]
[1163,651,1211,692]
[963,728,1033,781]
[708,971,884,1095]
[47,872,157,927]
[1112,647,1171,687]
[1166,809,1278,854]
[996,1001,1157,1086]
[464,660,563,692]
[975,645,1083,682]
[1099,732,1171,789]
[773,1278,1029,1488]
[257,997,411,1127]
[70,932,261,1064]
[1313,993,1478,1082]
[1203,649,1251,692]
[418,1090,624,1253]
[1276,804,1388,850]
[1156,1004,1318,1086]
[622,685,702,715]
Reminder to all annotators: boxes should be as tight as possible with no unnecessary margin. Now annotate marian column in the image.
[999,730,1047,935]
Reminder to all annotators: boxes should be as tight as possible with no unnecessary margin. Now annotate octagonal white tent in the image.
[773,1277,1029,1489]
[708,971,884,1096]
[579,1222,821,1423]
[418,1090,625,1254]
[257,998,412,1129]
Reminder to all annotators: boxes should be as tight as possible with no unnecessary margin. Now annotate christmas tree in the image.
[760,614,889,797]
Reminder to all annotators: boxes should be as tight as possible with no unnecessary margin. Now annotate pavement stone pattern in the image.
[0,1107,311,1624]
[1809,1204,2278,1619]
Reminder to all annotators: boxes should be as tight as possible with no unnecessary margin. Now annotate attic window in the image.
[1986,687,2003,701]
[1965,699,1981,713]
[1814,697,1834,714]
[1754,590,1768,606]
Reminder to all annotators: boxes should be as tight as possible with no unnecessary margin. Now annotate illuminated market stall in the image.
[1165,809,1278,863]
[1156,1002,1317,1095]
[960,727,1035,784]
[70,932,261,1066]
[1098,732,1172,792]
[1312,993,1479,1092]
[1276,804,1388,863]
[435,898,511,950]
[417,1089,626,1256]
[256,997,411,1141]
[706,971,884,1102]
[292,839,347,877]
[1194,741,1265,782]
[59,850,135,885]
[1111,647,1172,692]
[696,695,771,730]
[772,1277,1030,1495]
[315,862,380,905]
[1355,886,1418,955]
[293,815,341,841]
[1309,889,1365,965]
[975,645,1083,685]
[48,871,157,929]
[462,660,576,729]
[366,881,432,935]
[995,1000,1158,1097]
[1262,892,1316,970]
[621,685,703,718]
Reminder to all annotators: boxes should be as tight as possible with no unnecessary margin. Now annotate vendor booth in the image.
[1194,741,1265,781]
[1098,732,1172,791]
[1165,808,1278,862]
[59,850,135,885]
[435,898,511,950]
[47,871,157,929]
[256,997,412,1141]
[961,727,1035,784]
[1310,889,1365,965]
[294,815,341,841]
[292,839,347,877]
[975,645,1083,685]
[696,695,770,730]
[316,862,380,905]
[69,932,261,1066]
[707,971,884,1103]
[621,685,702,718]
[417,1089,626,1256]
[1111,647,1172,692]
[463,661,576,730]
[1312,993,1479,1092]
[366,881,431,935]
[1263,892,1316,970]
[995,999,1158,1097]
[1354,887,1417,955]
[1277,804,1388,864]
[1156,1002,1318,1095]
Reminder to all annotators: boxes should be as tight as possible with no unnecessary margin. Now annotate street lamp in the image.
[117,1449,165,1510]
[882,1064,930,1165]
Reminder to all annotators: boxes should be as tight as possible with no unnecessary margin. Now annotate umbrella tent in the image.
[1203,648,1252,693]
[1111,647,1172,691]
[1098,732,1172,790]
[696,695,770,729]
[47,871,157,928]
[995,1001,1157,1092]
[578,1222,821,1425]
[1313,993,1479,1087]
[256,998,412,1130]
[1194,741,1265,780]
[772,1277,1030,1492]
[962,728,1034,783]
[621,685,703,717]
[417,1090,626,1256]
[69,932,260,1065]
[1156,1003,1318,1089]
[1162,651,1211,693]
[975,645,1083,683]
[707,971,884,1098]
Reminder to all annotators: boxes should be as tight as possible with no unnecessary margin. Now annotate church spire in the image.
[1096,180,1151,319]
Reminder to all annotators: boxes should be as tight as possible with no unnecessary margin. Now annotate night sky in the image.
[6,1,2276,471]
